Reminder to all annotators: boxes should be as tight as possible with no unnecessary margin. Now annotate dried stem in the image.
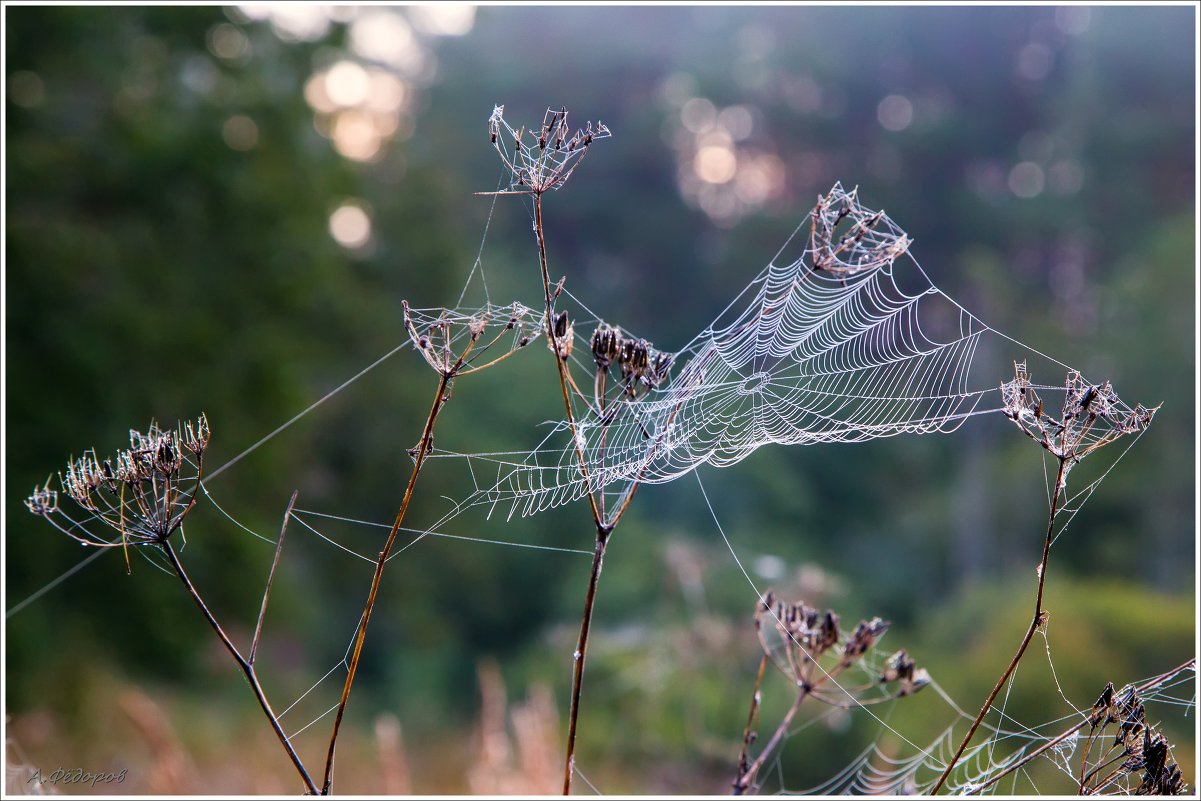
[160,539,317,794]
[931,456,1068,794]
[322,369,452,793]
[251,489,297,666]
[534,195,603,527]
[530,193,614,796]
[732,654,769,795]
[734,685,809,794]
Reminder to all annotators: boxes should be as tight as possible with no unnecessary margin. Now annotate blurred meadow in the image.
[4,4,1196,795]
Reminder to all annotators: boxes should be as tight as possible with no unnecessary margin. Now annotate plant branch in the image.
[161,539,317,794]
[733,683,810,794]
[732,653,769,795]
[251,489,297,666]
[562,523,612,795]
[321,369,452,793]
[534,194,602,527]
[931,457,1067,794]
[531,192,614,796]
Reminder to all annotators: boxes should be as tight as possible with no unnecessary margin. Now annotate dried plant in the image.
[933,364,1157,793]
[808,186,911,276]
[962,660,1194,796]
[486,105,624,794]
[1073,681,1189,795]
[27,416,209,572]
[733,591,929,794]
[469,661,561,795]
[1002,362,1156,473]
[24,294,530,794]
[487,105,610,196]
[27,420,318,792]
[322,296,537,792]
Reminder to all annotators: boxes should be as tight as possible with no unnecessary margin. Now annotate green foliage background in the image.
[5,5,1195,793]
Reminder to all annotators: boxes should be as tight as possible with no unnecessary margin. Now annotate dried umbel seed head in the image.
[183,413,210,455]
[1079,679,1189,795]
[487,105,610,194]
[32,417,209,552]
[547,310,574,360]
[1001,361,1157,465]
[469,315,488,341]
[25,480,57,517]
[842,617,889,662]
[590,323,622,371]
[809,184,910,275]
[619,337,651,390]
[880,649,930,696]
[647,351,673,389]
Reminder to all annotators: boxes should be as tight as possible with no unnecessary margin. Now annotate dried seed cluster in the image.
[809,185,911,275]
[27,415,209,548]
[736,590,930,794]
[1081,682,1187,795]
[590,322,673,397]
[548,310,574,361]
[755,591,929,700]
[488,106,610,195]
[404,301,541,377]
[1001,361,1156,464]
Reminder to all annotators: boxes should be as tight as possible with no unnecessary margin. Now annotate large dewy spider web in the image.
[432,183,1146,522]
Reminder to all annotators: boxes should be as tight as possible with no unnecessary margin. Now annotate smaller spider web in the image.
[778,661,1195,795]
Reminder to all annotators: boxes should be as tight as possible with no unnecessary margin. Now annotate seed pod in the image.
[590,324,622,371]
[647,351,673,388]
[547,311,574,360]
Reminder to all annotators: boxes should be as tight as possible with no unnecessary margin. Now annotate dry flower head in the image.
[1001,362,1156,468]
[403,300,543,377]
[809,184,911,276]
[487,105,610,195]
[27,415,210,556]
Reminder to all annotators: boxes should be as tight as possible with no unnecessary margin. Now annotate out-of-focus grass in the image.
[8,574,1188,794]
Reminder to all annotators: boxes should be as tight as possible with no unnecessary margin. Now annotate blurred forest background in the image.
[5,4,1196,795]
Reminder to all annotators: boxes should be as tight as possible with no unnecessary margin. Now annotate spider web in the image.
[772,661,1196,796]
[423,183,1147,523]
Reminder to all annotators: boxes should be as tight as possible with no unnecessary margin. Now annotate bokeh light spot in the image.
[329,201,373,249]
[325,60,370,108]
[8,70,45,108]
[877,94,914,132]
[1008,161,1045,198]
[222,115,259,151]
[1016,43,1054,81]
[694,145,738,184]
[680,97,717,133]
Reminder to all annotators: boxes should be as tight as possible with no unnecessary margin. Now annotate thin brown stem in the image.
[531,192,614,796]
[321,370,451,793]
[733,653,769,795]
[931,457,1067,794]
[534,194,602,526]
[161,540,317,794]
[1077,722,1099,792]
[562,524,611,795]
[251,489,298,666]
[733,684,810,794]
